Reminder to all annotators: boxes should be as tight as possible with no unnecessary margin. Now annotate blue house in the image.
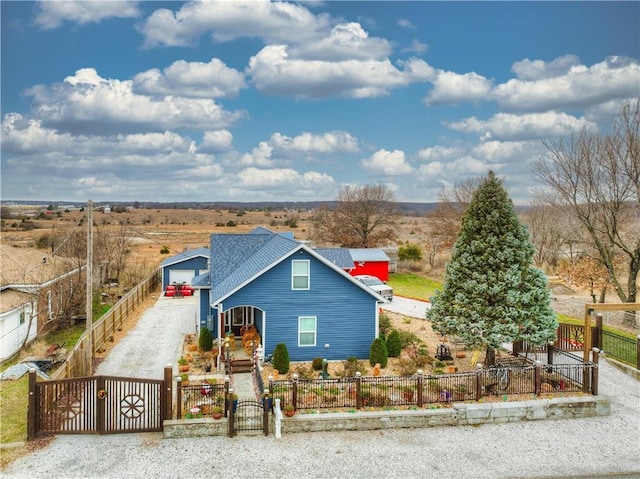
[193,229,384,362]
[160,247,209,291]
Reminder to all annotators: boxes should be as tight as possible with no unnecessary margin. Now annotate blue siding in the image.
[222,251,378,361]
[162,256,209,290]
[199,290,219,336]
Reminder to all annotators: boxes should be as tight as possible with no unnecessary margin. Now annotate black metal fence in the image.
[176,380,228,419]
[602,330,638,367]
[267,359,598,412]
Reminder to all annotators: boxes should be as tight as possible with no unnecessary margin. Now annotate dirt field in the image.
[1,206,437,286]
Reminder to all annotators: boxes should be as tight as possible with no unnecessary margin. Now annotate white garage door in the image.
[169,270,195,285]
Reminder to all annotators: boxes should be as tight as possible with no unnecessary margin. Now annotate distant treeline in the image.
[5,200,439,215]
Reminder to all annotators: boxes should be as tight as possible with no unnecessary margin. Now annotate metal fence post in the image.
[475,364,483,401]
[224,376,230,417]
[292,373,298,410]
[534,361,542,396]
[227,388,235,438]
[176,377,182,420]
[591,348,599,396]
[416,370,423,407]
[263,390,270,436]
[355,372,362,410]
[636,335,640,371]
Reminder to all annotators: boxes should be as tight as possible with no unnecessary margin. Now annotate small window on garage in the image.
[292,260,310,290]
[298,316,316,347]
[19,311,25,325]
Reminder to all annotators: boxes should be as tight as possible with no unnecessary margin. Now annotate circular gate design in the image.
[120,394,145,419]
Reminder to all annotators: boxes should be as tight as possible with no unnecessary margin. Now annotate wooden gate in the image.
[28,370,171,438]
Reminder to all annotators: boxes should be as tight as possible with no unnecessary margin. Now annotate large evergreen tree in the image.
[426,171,557,365]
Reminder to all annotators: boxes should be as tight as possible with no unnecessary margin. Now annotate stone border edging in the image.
[163,395,610,438]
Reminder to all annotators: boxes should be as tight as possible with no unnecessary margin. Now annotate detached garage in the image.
[349,248,390,281]
[160,247,210,292]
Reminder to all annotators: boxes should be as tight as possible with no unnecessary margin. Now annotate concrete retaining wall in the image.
[163,395,610,438]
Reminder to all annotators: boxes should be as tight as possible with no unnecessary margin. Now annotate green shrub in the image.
[341,357,363,377]
[379,313,392,336]
[198,326,213,352]
[160,246,170,254]
[398,330,421,348]
[369,337,388,368]
[398,243,423,261]
[311,357,324,371]
[272,343,290,374]
[386,329,402,357]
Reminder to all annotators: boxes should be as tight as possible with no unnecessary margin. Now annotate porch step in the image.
[231,359,253,374]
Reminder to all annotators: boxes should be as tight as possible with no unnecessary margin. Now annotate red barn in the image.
[349,248,390,282]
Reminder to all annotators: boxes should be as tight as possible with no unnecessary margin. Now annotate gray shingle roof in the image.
[349,248,390,262]
[160,247,210,268]
[314,248,354,270]
[209,232,301,303]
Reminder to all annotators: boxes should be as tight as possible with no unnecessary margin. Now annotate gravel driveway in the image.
[3,295,639,479]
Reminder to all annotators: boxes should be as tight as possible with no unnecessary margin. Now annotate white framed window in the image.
[292,260,310,290]
[19,311,25,325]
[298,316,316,347]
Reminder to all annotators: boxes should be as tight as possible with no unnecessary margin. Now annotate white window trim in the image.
[291,260,310,290]
[298,315,316,347]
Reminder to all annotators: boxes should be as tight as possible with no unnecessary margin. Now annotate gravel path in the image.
[3,296,639,479]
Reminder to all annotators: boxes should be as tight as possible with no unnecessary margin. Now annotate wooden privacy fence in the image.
[50,270,161,380]
[28,366,173,439]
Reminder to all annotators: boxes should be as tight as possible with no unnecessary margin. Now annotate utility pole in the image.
[85,199,93,376]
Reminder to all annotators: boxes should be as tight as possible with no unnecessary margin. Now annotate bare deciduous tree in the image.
[428,177,481,249]
[311,184,398,247]
[534,100,639,309]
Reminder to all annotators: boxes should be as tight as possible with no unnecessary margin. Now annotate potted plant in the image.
[179,372,189,386]
[178,357,189,373]
[401,385,415,401]
[212,405,224,419]
[283,404,295,417]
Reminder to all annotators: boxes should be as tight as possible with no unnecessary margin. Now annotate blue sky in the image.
[2,1,639,204]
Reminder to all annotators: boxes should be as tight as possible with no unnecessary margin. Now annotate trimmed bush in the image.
[386,329,402,357]
[311,357,324,371]
[272,343,290,374]
[369,337,388,368]
[198,326,213,352]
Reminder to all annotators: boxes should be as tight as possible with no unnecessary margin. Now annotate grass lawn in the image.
[387,273,442,301]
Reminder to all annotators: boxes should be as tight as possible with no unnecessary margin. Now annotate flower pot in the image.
[284,409,295,417]
[178,365,190,373]
[403,391,414,401]
[212,412,223,420]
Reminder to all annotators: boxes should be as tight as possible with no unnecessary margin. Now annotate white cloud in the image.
[133,58,246,99]
[139,0,330,48]
[402,39,429,55]
[361,149,414,176]
[511,54,581,81]
[417,145,463,161]
[290,22,392,61]
[493,56,640,111]
[34,0,140,29]
[446,111,597,141]
[25,68,245,134]
[472,140,545,164]
[201,130,233,152]
[397,19,415,29]
[270,131,360,154]
[237,167,336,191]
[248,46,433,99]
[424,70,493,105]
